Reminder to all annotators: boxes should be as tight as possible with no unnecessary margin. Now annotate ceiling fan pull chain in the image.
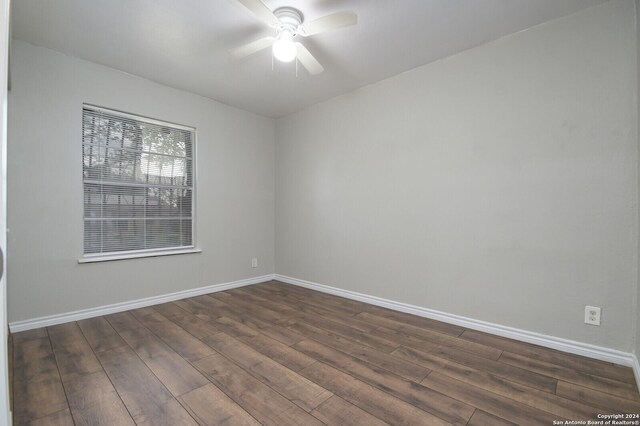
[296,57,298,78]
[272,50,274,71]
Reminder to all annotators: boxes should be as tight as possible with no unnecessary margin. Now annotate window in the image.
[82,105,195,259]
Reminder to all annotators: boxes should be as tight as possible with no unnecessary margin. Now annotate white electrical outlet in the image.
[251,257,258,268]
[584,306,601,326]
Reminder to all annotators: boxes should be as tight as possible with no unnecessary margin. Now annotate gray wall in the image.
[636,0,640,361]
[276,0,638,351]
[8,40,275,322]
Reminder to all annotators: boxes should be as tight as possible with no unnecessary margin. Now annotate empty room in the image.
[0,0,640,424]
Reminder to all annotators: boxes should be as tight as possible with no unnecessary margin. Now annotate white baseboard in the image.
[9,274,276,333]
[275,274,637,369]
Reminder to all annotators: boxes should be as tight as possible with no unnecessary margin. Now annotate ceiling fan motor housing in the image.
[273,7,304,37]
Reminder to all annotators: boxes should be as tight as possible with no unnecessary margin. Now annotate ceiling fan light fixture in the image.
[233,1,357,74]
[272,32,297,62]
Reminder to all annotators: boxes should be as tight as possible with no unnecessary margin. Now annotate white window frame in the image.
[79,104,199,263]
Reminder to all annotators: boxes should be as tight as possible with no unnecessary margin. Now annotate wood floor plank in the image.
[160,302,311,374]
[114,324,210,397]
[422,372,559,425]
[255,283,364,317]
[295,314,399,353]
[613,363,638,379]
[12,336,69,424]
[194,353,325,426]
[184,296,260,323]
[183,296,269,328]
[167,304,255,345]
[298,309,379,333]
[346,343,431,383]
[298,360,452,426]
[362,313,502,359]
[77,317,127,353]
[292,295,367,317]
[217,318,315,372]
[183,296,281,333]
[12,335,58,383]
[264,284,362,316]
[429,344,557,393]
[228,287,298,314]
[371,326,442,354]
[63,371,136,426]
[258,289,442,346]
[461,329,636,385]
[353,304,465,337]
[191,293,229,307]
[209,292,286,322]
[467,410,517,426]
[153,302,223,340]
[162,302,310,373]
[499,351,640,401]
[48,323,103,375]
[267,281,359,309]
[258,323,307,346]
[293,339,473,425]
[310,395,389,426]
[393,345,598,420]
[29,408,75,426]
[288,320,430,382]
[102,311,140,332]
[236,287,361,325]
[174,297,225,322]
[214,315,269,339]
[393,345,472,373]
[556,381,640,414]
[209,305,305,345]
[178,383,260,426]
[200,332,332,411]
[153,301,196,319]
[246,286,367,322]
[209,293,297,330]
[48,322,134,425]
[130,307,216,362]
[183,296,305,346]
[97,345,198,425]
[13,327,48,345]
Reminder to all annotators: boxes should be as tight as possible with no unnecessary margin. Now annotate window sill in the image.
[78,248,202,264]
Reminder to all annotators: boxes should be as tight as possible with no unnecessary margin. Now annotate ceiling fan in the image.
[230,0,358,75]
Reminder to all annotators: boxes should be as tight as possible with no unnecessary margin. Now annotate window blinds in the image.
[82,106,194,255]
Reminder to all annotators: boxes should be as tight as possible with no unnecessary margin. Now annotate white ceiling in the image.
[12,0,607,118]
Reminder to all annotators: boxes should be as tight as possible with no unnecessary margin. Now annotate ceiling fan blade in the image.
[300,11,357,36]
[295,43,324,75]
[236,0,280,26]
[230,37,275,59]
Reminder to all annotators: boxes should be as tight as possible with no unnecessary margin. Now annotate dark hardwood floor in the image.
[10,280,640,425]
